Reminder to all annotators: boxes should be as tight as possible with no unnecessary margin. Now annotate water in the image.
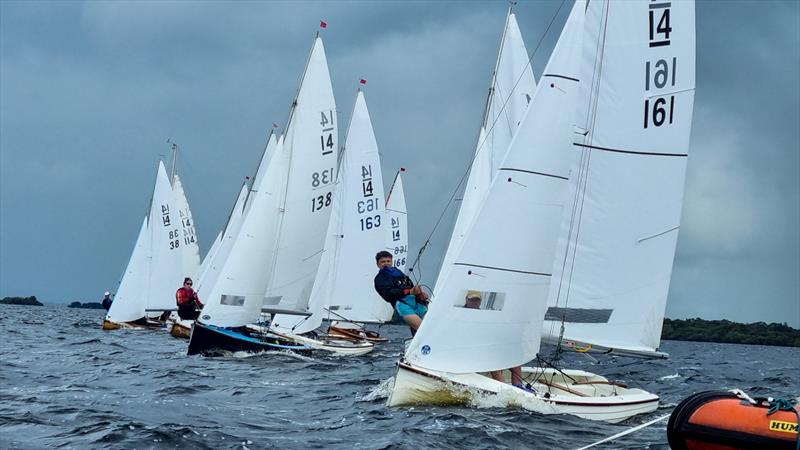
[1,305,798,449]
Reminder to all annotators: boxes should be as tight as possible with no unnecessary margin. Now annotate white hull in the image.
[268,329,374,356]
[388,361,658,423]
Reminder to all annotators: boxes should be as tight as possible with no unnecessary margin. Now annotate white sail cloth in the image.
[145,161,184,314]
[436,12,536,294]
[172,174,201,280]
[406,2,585,374]
[198,136,286,327]
[268,36,339,329]
[542,0,696,356]
[105,216,149,323]
[385,172,408,275]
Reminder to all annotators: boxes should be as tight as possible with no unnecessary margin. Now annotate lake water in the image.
[1,305,798,449]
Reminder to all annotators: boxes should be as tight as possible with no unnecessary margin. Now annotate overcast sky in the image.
[1,1,798,328]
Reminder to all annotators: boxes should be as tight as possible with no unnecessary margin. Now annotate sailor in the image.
[101,291,113,310]
[373,250,429,335]
[175,277,203,320]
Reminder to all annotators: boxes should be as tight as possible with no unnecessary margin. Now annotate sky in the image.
[1,1,798,328]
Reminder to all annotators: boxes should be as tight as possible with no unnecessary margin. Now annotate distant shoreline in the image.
[0,296,43,306]
[662,318,800,347]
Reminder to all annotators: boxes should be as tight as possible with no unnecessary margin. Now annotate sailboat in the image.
[275,90,391,353]
[171,138,274,339]
[187,35,339,356]
[104,160,184,329]
[388,0,695,423]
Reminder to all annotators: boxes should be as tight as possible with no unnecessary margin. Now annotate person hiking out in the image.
[176,277,203,321]
[373,250,429,335]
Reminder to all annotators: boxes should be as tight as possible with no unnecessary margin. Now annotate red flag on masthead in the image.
[359,78,367,85]
[272,122,279,128]
[320,20,327,29]
[400,167,406,172]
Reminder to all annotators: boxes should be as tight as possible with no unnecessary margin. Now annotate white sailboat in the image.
[384,170,409,273]
[104,161,183,329]
[103,216,149,329]
[281,90,391,352]
[435,8,536,293]
[188,35,340,356]
[389,0,695,423]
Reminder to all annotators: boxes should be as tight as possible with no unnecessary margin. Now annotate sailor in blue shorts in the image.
[373,250,430,335]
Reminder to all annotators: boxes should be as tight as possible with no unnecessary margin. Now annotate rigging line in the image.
[409,0,568,275]
[574,414,671,450]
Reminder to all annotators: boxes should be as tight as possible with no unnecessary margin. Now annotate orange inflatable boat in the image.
[667,390,798,450]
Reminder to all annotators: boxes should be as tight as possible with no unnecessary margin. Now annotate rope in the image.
[575,414,670,450]
[766,397,800,450]
[407,0,568,276]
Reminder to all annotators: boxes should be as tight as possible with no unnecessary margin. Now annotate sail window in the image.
[544,307,612,323]
[455,290,505,311]
[220,295,245,306]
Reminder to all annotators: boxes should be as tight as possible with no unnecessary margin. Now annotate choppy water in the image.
[1,305,798,449]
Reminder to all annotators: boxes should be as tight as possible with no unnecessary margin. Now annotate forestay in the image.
[405,2,585,374]
[145,161,184,314]
[288,90,392,332]
[172,174,201,279]
[198,136,287,327]
[436,11,536,293]
[542,0,695,357]
[267,36,339,323]
[105,216,149,323]
[385,172,408,274]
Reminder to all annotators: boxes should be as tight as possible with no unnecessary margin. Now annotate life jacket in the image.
[176,287,197,307]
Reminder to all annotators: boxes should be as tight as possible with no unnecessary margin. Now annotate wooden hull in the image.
[187,321,312,357]
[169,320,192,339]
[102,317,149,330]
[327,325,389,343]
[667,390,798,450]
[388,361,659,423]
[269,330,374,356]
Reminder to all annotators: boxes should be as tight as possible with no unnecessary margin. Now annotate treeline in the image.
[662,318,800,347]
[0,296,43,306]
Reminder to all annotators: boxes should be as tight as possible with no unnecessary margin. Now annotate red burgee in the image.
[245,176,251,180]
[359,78,367,85]
[320,20,327,29]
[272,122,279,128]
[400,167,406,172]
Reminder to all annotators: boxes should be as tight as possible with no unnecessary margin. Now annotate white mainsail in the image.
[145,161,184,314]
[105,216,149,324]
[288,90,392,332]
[436,11,536,292]
[267,36,339,329]
[198,136,287,327]
[542,0,696,357]
[194,181,249,295]
[405,1,585,374]
[195,132,278,299]
[385,172,408,274]
[172,174,201,279]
